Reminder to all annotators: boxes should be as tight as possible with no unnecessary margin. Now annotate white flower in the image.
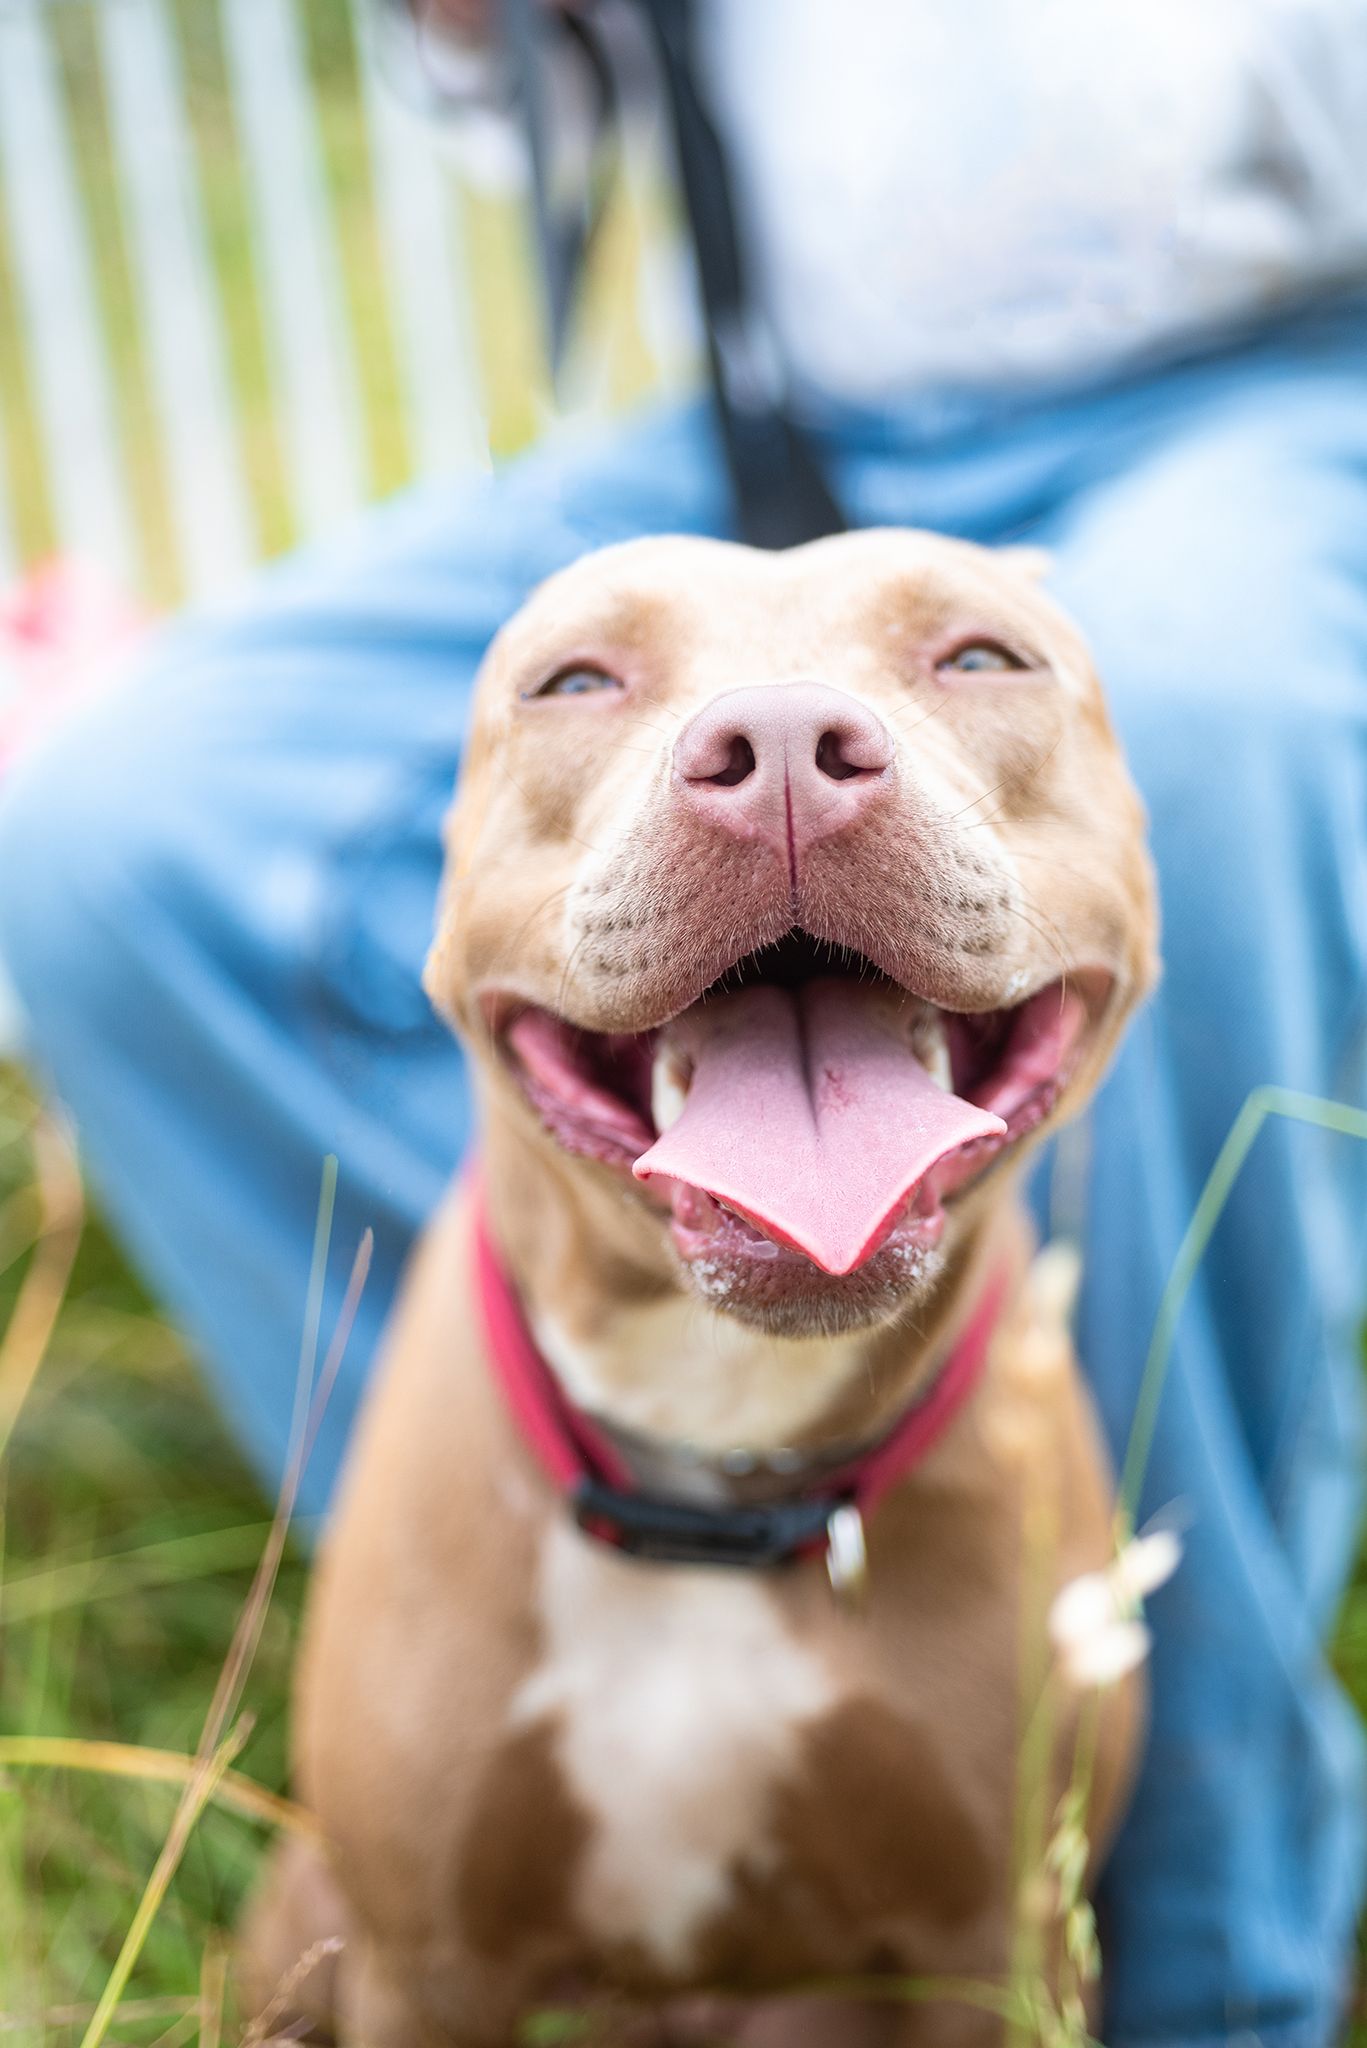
[1049,1527,1183,1691]
[1058,1617,1152,1689]
[1111,1527,1182,1605]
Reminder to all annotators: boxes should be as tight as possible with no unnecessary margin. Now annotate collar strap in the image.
[473,1197,1008,1576]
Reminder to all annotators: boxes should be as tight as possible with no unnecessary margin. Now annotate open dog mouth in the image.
[495,935,1099,1280]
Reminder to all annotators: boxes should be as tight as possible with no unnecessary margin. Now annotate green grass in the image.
[0,1065,308,2044]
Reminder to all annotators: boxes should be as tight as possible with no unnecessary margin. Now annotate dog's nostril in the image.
[815,729,869,782]
[706,735,757,788]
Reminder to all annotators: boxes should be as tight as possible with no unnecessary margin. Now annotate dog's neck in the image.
[480,1111,1027,1497]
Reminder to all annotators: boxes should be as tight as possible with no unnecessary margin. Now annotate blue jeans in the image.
[2,296,1365,2047]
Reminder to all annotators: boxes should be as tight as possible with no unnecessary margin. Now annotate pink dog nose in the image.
[673,683,893,857]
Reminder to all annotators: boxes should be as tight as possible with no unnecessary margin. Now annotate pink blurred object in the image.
[0,557,150,777]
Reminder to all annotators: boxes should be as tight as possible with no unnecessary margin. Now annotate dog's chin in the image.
[669,1212,949,1339]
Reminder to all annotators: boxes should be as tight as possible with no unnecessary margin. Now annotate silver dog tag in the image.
[825,1504,868,1608]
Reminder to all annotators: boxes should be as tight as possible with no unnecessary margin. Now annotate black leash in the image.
[630,0,846,548]
[500,0,620,372]
[496,0,846,549]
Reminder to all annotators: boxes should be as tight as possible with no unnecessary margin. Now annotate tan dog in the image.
[250,530,1159,2047]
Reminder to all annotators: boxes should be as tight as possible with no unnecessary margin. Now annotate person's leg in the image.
[0,401,729,1520]
[1037,353,1367,2047]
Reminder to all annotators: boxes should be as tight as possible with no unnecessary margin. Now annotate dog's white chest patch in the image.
[511,1522,838,1974]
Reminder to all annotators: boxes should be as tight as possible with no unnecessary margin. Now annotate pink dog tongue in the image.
[633,980,1006,1275]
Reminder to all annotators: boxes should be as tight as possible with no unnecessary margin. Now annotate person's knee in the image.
[1051,411,1367,758]
[1045,414,1367,1025]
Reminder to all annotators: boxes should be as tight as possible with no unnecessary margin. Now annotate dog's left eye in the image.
[937,641,1029,674]
[525,665,624,700]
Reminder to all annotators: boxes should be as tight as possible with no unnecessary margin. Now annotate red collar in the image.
[473,1197,1008,1584]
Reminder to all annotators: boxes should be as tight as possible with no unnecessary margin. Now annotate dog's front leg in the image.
[338,1939,476,2048]
[236,1835,348,2042]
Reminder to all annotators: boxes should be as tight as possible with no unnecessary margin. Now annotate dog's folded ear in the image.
[998,545,1053,583]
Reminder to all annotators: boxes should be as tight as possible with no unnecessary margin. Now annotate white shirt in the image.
[699,0,1367,402]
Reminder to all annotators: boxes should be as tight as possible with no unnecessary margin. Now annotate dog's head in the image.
[428,531,1157,1339]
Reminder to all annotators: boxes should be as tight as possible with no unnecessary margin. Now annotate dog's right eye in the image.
[936,640,1030,674]
[524,665,624,700]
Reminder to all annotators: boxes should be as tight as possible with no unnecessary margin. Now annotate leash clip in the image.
[825,1502,868,1609]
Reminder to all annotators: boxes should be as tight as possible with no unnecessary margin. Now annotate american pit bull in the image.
[245,529,1159,2047]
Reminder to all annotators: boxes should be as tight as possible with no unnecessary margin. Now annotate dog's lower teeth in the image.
[651,1046,691,1133]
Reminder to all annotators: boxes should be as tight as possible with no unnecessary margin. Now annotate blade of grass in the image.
[238,1935,343,2048]
[1119,1087,1367,1525]
[197,1941,227,2048]
[0,1185,42,1281]
[75,1721,252,2048]
[0,1999,198,2039]
[145,2012,203,2048]
[0,1736,317,1839]
[194,1215,370,1769]
[189,1154,338,1770]
[0,1113,84,1461]
[1,1520,305,1626]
